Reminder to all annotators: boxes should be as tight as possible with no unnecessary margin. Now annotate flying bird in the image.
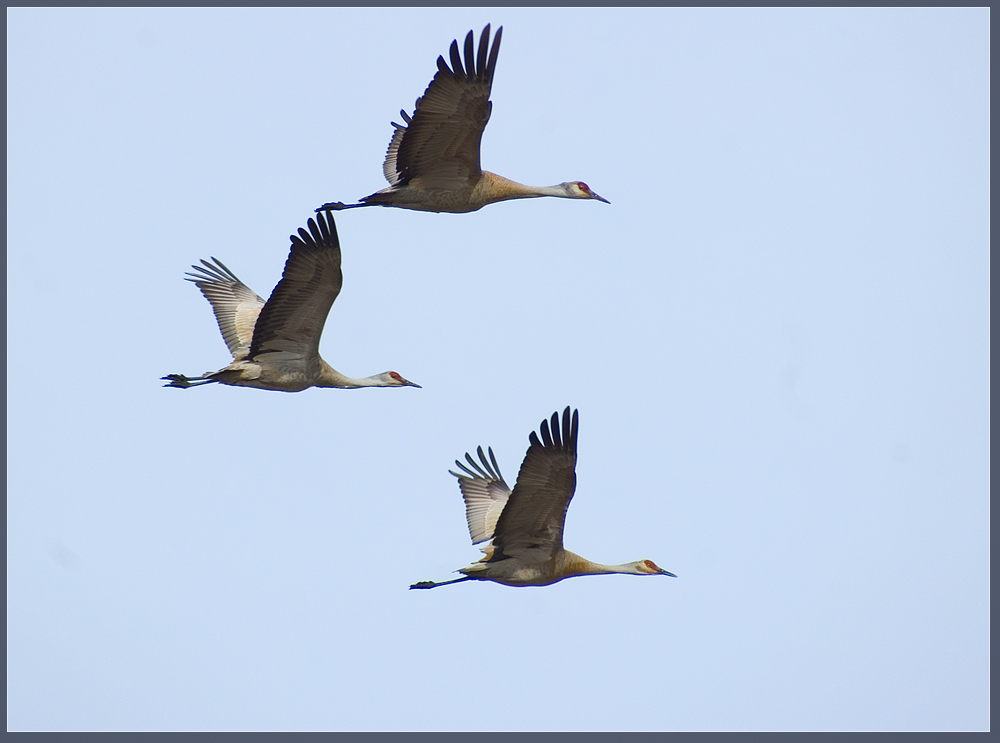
[410,407,675,589]
[162,211,420,393]
[318,25,610,214]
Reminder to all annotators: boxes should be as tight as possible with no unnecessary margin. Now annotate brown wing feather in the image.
[248,211,343,360]
[384,25,502,192]
[488,408,579,565]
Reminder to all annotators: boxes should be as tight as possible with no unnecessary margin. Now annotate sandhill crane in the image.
[410,407,675,589]
[317,25,610,214]
[162,211,420,393]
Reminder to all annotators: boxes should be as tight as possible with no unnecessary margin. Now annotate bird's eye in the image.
[644,560,657,570]
[390,372,402,382]
[578,182,590,192]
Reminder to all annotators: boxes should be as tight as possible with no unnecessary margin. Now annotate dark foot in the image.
[161,374,193,388]
[409,581,437,590]
[316,201,349,212]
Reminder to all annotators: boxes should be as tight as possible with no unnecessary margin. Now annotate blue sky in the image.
[6,7,988,731]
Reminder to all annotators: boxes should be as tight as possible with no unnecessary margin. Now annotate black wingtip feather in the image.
[531,407,579,454]
[449,39,464,76]
[539,416,554,448]
[450,445,504,485]
[476,25,489,76]
[486,26,502,81]
[464,29,475,76]
[475,445,504,482]
[487,446,504,482]
[568,408,579,453]
[554,411,565,448]
[184,256,242,286]
[451,445,505,483]
[463,450,488,479]
[565,408,577,453]
[291,212,339,251]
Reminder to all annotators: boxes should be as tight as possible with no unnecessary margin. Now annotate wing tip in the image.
[450,445,504,485]
[437,25,502,82]
[291,211,340,252]
[532,407,578,453]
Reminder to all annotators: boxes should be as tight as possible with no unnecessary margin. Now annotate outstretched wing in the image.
[383,25,502,192]
[488,408,579,565]
[449,445,512,545]
[185,258,265,360]
[248,211,343,361]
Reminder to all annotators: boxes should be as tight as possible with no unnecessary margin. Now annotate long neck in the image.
[478,171,571,203]
[560,550,642,577]
[317,360,388,389]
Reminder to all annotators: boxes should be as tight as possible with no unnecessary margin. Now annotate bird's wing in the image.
[185,258,266,359]
[382,25,502,192]
[247,211,343,361]
[488,408,579,565]
[449,446,512,544]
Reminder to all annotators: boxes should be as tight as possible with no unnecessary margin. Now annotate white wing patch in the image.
[449,446,511,545]
[185,258,265,359]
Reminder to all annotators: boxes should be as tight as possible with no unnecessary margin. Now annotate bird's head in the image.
[380,371,422,388]
[562,181,610,203]
[634,559,676,577]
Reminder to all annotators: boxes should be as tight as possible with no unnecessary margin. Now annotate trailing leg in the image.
[409,576,472,590]
[161,374,216,389]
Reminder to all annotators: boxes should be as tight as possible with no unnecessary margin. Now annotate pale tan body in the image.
[361,171,604,214]
[458,547,663,588]
[162,212,419,393]
[410,408,675,589]
[318,26,609,215]
[206,357,396,393]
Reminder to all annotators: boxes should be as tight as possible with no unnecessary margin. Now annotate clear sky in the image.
[6,7,988,732]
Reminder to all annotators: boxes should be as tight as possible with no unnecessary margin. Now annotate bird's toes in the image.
[316,201,348,212]
[409,581,435,590]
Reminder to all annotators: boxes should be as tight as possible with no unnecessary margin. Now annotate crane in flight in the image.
[411,407,675,589]
[317,25,610,214]
[162,211,420,393]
